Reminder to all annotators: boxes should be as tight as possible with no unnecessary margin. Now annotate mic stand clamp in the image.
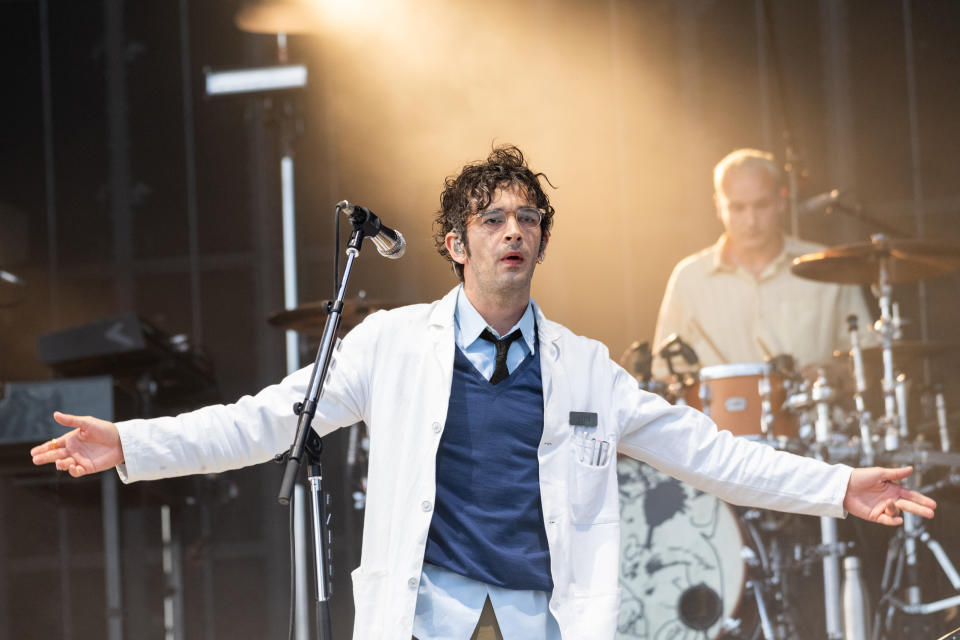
[277,221,368,640]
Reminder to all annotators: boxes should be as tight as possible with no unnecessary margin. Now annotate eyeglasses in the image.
[473,206,543,230]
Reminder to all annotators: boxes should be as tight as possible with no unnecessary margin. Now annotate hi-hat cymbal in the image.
[834,340,960,364]
[268,299,399,335]
[234,1,321,35]
[791,237,960,284]
[0,269,25,308]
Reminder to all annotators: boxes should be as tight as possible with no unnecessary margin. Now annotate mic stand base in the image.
[305,431,333,640]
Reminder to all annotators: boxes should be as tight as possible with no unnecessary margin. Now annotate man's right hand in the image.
[30,412,124,477]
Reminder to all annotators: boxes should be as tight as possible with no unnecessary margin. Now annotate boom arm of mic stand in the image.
[278,226,364,502]
[827,203,908,239]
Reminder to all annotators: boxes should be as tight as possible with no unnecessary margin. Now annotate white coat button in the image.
[421,500,433,512]
[432,421,442,433]
[407,577,418,589]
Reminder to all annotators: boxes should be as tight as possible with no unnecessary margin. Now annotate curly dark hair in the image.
[433,144,556,281]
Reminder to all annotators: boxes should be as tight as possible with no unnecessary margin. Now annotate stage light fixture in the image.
[203,64,307,97]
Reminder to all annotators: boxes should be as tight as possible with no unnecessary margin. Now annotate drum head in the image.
[616,458,747,639]
[699,362,769,381]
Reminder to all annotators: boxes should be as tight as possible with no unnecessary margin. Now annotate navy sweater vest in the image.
[423,344,553,591]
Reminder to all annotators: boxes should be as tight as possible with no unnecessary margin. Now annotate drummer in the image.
[653,148,873,379]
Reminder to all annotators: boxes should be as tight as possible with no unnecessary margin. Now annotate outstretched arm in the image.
[843,466,936,526]
[30,412,124,478]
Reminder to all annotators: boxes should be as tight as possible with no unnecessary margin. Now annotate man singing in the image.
[33,145,933,640]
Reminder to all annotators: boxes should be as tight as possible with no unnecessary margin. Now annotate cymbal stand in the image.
[738,509,799,639]
[812,372,845,640]
[657,334,698,405]
[870,235,905,452]
[895,373,910,440]
[847,314,875,465]
[935,387,951,452]
[873,472,960,640]
[758,370,775,442]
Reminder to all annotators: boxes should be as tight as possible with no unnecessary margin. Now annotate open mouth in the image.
[501,253,524,265]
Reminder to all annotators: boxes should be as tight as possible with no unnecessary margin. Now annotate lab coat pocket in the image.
[568,442,616,524]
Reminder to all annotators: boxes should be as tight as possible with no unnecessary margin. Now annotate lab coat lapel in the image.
[534,304,569,447]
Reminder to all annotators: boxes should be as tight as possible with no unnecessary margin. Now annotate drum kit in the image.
[618,234,960,640]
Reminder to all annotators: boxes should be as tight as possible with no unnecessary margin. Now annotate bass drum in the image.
[616,458,755,639]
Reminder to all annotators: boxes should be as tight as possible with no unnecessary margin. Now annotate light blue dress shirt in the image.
[412,286,561,640]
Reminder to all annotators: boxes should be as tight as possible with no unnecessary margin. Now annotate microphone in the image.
[797,189,860,215]
[338,201,406,259]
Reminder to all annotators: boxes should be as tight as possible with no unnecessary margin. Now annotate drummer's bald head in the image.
[713,149,782,198]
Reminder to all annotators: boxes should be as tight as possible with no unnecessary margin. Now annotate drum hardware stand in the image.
[758,371,775,441]
[782,380,817,442]
[873,471,960,640]
[935,386,952,452]
[276,206,384,640]
[870,235,906,453]
[739,511,799,640]
[746,578,779,639]
[895,374,910,440]
[627,340,654,385]
[657,334,699,405]
[812,363,870,640]
[698,382,712,416]
[847,315,876,465]
[812,371,845,640]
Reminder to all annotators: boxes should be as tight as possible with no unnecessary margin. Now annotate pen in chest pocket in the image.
[581,437,609,466]
[570,411,609,466]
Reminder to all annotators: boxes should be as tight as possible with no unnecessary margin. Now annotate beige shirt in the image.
[653,234,874,373]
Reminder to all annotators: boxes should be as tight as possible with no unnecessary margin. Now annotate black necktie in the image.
[479,329,523,385]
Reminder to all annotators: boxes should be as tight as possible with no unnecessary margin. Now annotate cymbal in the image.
[268,299,399,335]
[234,1,322,35]
[791,238,960,284]
[834,340,960,363]
[0,269,25,307]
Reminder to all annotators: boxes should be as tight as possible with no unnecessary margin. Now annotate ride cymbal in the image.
[791,237,960,285]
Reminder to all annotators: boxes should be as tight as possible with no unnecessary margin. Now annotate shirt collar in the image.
[455,285,537,353]
[709,233,798,279]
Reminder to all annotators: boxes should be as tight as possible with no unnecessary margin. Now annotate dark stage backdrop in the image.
[1,1,959,638]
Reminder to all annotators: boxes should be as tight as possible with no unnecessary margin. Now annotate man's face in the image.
[715,169,784,252]
[447,186,547,299]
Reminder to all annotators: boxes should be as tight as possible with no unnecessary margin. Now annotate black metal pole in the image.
[277,223,365,640]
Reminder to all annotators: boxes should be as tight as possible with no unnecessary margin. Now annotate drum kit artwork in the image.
[618,234,960,640]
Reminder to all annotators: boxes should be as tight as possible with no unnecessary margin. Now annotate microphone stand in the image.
[277,218,369,640]
[819,201,908,239]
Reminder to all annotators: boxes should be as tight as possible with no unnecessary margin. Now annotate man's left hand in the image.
[843,466,937,526]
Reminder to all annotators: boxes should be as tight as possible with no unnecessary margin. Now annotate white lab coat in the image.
[115,286,852,639]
